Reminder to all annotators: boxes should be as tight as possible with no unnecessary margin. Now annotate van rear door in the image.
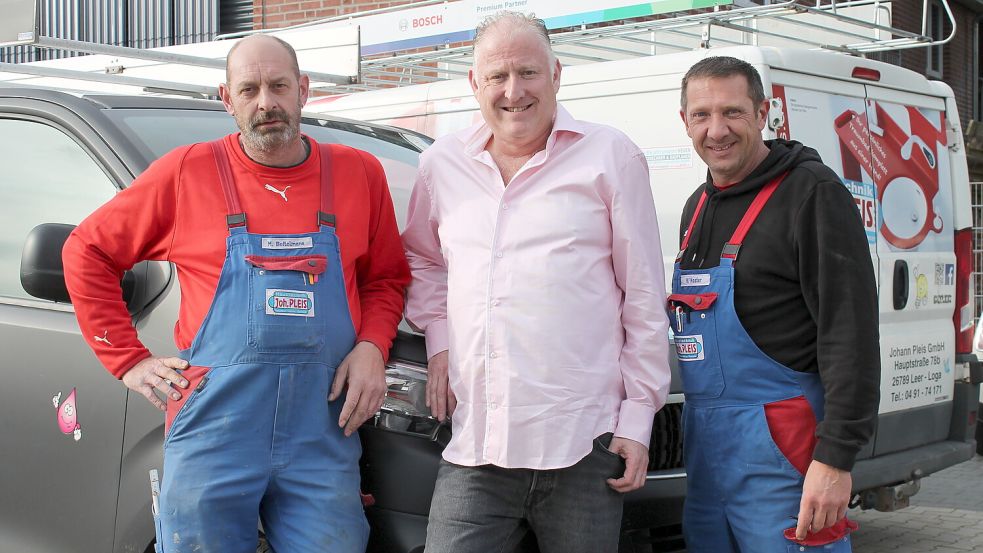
[771,71,955,457]
[861,87,957,455]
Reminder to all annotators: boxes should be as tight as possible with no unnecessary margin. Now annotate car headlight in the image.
[377,360,442,439]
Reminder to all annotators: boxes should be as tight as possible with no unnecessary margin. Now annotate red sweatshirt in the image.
[63,134,410,378]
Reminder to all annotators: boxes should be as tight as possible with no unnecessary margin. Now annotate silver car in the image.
[1,88,688,553]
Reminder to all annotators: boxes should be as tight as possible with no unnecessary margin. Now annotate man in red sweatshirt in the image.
[63,34,409,552]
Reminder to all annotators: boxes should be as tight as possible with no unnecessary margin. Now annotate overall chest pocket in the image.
[246,254,328,354]
[668,292,725,399]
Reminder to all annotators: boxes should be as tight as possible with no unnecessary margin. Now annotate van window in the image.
[0,118,116,302]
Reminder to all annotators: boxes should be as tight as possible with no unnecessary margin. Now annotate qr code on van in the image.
[934,263,954,286]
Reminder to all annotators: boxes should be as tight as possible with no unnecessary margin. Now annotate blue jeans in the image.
[425,434,625,553]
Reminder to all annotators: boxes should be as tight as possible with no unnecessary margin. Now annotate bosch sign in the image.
[412,15,443,28]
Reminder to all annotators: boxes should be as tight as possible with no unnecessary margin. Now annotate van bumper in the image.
[852,439,975,493]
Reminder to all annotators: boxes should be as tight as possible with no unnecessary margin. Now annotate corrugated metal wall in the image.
[220,0,254,35]
[1,0,243,63]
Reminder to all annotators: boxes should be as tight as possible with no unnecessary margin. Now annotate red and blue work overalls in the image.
[154,141,369,552]
[670,174,855,552]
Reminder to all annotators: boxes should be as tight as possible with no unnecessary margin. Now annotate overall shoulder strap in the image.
[721,171,789,262]
[317,143,336,228]
[676,191,708,262]
[209,139,247,230]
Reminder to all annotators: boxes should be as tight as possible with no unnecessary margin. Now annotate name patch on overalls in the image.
[680,274,711,287]
[675,335,705,361]
[266,289,315,317]
[262,237,314,249]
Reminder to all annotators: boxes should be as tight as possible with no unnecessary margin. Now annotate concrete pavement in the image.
[850,455,983,552]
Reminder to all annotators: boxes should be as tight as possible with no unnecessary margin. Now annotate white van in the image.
[308,45,983,509]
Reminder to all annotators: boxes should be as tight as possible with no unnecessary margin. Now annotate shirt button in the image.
[490,352,498,359]
[491,299,501,307]
[496,251,503,258]
[502,203,509,210]
[489,402,498,410]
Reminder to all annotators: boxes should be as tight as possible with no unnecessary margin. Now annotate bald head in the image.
[219,33,310,165]
[225,34,300,86]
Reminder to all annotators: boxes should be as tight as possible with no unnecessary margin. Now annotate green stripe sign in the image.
[544,0,734,29]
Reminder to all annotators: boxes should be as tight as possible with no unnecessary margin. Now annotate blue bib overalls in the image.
[671,175,853,552]
[154,141,369,552]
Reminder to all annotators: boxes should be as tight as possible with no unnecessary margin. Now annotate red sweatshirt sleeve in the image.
[350,149,411,361]
[63,146,189,378]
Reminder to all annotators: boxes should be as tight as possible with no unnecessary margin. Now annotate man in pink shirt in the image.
[402,11,670,552]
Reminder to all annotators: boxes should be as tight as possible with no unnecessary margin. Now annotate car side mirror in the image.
[20,223,143,308]
[20,223,75,303]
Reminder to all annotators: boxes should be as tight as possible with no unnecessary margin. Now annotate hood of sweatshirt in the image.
[701,139,824,200]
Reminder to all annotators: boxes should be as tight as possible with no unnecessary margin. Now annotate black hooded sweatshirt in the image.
[678,139,880,471]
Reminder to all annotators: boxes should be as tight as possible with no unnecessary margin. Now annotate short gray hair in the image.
[472,11,555,68]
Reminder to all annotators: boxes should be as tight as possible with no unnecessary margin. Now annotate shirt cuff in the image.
[424,319,449,359]
[614,400,656,448]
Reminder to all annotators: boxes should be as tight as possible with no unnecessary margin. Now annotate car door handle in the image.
[893,260,909,310]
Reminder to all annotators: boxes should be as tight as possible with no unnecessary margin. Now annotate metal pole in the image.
[33,36,354,84]
[0,61,217,96]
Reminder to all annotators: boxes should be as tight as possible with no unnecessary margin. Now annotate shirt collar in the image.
[461,104,586,158]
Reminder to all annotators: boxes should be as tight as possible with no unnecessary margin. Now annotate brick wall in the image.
[892,1,978,124]
[252,0,416,29]
[253,0,982,124]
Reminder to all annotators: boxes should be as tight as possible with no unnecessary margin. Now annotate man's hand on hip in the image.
[606,437,648,493]
[121,356,190,411]
[331,341,387,436]
[425,350,456,422]
[796,460,852,540]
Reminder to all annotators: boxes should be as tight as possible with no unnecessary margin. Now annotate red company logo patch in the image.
[675,335,705,361]
[265,289,315,317]
[275,296,309,310]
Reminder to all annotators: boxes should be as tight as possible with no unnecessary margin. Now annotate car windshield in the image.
[103,108,430,231]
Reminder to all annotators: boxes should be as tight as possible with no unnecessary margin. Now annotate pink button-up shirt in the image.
[402,106,670,469]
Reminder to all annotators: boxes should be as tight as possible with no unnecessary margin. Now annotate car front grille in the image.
[648,402,684,471]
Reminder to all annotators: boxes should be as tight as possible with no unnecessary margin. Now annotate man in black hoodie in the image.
[672,56,879,552]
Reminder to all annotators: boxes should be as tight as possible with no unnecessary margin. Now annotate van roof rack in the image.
[344,0,955,93]
[0,25,361,97]
[0,0,956,96]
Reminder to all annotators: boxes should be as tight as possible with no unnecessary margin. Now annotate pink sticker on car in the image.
[52,388,82,442]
